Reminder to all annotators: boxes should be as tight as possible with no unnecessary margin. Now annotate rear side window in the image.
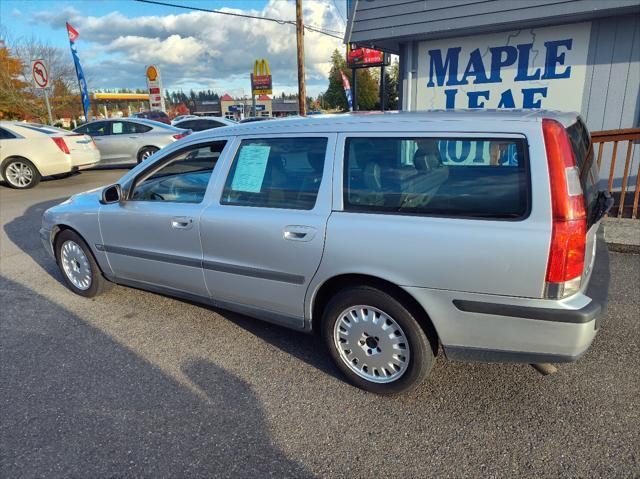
[221,137,328,210]
[111,121,152,135]
[132,122,152,133]
[344,137,529,219]
[566,118,598,225]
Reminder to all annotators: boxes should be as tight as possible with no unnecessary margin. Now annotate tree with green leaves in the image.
[323,49,348,110]
[323,48,382,111]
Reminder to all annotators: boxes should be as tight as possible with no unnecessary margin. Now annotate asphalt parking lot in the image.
[1,170,638,478]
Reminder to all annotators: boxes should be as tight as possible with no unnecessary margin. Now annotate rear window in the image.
[16,124,68,135]
[344,137,529,219]
[566,118,598,226]
[0,127,16,139]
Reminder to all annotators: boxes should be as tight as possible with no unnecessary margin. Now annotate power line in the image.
[133,0,344,39]
[332,0,346,25]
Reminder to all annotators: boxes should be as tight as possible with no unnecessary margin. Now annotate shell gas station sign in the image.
[251,59,272,96]
[146,65,165,111]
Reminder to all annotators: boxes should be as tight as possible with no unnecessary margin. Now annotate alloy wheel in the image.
[60,240,92,290]
[5,161,34,188]
[333,305,410,383]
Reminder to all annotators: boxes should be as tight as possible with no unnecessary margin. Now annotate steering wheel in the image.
[150,191,165,201]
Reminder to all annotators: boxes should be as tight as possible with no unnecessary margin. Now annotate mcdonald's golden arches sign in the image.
[251,59,272,95]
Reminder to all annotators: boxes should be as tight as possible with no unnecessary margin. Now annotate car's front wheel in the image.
[2,158,41,189]
[137,146,159,163]
[55,229,111,297]
[322,286,435,394]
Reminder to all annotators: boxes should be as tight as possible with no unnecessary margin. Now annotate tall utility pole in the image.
[296,0,306,116]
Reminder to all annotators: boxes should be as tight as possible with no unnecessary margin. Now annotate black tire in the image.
[54,229,112,298]
[137,146,159,163]
[2,157,41,189]
[322,286,435,395]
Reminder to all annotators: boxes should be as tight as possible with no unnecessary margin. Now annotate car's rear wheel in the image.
[322,286,435,394]
[55,229,111,297]
[2,158,41,189]
[137,146,159,163]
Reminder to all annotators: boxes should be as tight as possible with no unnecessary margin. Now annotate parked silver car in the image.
[73,118,190,165]
[41,111,611,394]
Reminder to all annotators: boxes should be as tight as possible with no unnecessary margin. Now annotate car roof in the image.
[0,121,69,137]
[185,109,580,140]
[77,118,181,131]
[176,116,236,124]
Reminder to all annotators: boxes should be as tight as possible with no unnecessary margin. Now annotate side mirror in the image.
[100,184,122,204]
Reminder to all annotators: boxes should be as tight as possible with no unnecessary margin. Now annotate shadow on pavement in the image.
[3,198,67,279]
[0,276,312,478]
[3,198,342,383]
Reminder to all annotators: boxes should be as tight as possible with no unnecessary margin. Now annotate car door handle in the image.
[283,225,316,242]
[171,217,194,230]
[128,136,140,139]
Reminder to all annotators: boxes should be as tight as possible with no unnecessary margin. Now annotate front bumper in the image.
[40,227,55,260]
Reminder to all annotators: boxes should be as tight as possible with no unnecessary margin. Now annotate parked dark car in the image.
[173,116,236,131]
[132,110,171,125]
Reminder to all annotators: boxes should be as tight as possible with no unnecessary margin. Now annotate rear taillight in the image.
[51,137,70,154]
[172,131,190,141]
[542,118,586,298]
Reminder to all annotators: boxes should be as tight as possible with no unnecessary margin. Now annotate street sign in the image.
[145,65,165,111]
[31,59,50,89]
[251,59,272,95]
[31,59,53,124]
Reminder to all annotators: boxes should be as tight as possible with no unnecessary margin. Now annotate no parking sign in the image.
[31,59,50,89]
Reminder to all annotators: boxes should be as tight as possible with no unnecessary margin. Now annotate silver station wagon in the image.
[41,111,611,394]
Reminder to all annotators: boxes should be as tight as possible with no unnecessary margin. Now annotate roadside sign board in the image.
[31,59,50,89]
[251,59,272,95]
[145,65,166,111]
[347,45,389,69]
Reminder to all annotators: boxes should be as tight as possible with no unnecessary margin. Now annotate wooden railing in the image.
[591,128,640,219]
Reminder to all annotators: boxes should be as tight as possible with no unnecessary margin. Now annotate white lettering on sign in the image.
[416,23,591,111]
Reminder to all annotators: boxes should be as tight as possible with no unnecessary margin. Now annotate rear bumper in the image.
[406,235,610,364]
[70,150,100,169]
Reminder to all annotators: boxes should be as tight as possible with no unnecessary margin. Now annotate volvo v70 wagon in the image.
[41,111,611,394]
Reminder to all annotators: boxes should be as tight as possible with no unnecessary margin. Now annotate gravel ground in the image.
[1,170,638,478]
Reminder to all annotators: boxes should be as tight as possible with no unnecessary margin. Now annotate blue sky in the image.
[1,0,347,96]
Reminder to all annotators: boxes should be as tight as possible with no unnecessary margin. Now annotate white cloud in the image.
[31,0,346,96]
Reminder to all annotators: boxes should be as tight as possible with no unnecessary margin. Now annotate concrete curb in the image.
[603,218,640,254]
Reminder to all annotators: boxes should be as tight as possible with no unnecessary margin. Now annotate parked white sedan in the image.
[0,122,100,189]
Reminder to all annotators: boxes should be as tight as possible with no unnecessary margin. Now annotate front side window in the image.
[132,122,152,134]
[79,121,109,136]
[344,137,528,218]
[221,137,328,210]
[131,141,226,203]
